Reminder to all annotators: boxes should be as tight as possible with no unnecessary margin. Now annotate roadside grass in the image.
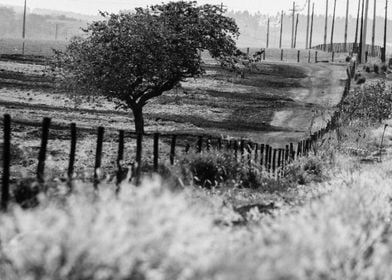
[1,154,392,279]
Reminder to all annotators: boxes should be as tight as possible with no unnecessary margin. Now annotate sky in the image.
[0,0,389,19]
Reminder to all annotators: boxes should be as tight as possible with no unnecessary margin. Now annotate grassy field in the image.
[1,36,392,280]
[0,38,67,57]
[0,57,347,180]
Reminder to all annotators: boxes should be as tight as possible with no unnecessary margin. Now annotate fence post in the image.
[272,149,277,176]
[332,51,335,62]
[315,51,318,63]
[278,149,282,169]
[197,136,203,153]
[37,117,51,183]
[308,50,311,63]
[297,50,300,63]
[289,143,294,160]
[240,140,245,155]
[254,143,259,161]
[264,145,270,169]
[263,50,266,60]
[94,126,104,189]
[285,145,289,163]
[153,133,159,172]
[116,130,125,185]
[268,147,273,173]
[135,133,143,185]
[260,144,265,167]
[247,142,252,168]
[281,49,284,61]
[170,135,177,165]
[68,123,77,180]
[1,114,11,211]
[217,137,222,151]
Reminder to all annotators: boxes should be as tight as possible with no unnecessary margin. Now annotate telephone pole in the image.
[22,0,27,55]
[344,0,350,52]
[279,10,284,48]
[324,0,329,51]
[354,0,362,53]
[383,0,388,62]
[294,13,299,48]
[306,0,311,49]
[371,0,376,56]
[291,1,296,48]
[359,0,365,62]
[266,17,270,48]
[360,0,370,63]
[309,3,315,49]
[330,0,337,52]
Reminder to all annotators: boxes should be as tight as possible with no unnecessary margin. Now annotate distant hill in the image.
[227,10,391,52]
[0,4,391,53]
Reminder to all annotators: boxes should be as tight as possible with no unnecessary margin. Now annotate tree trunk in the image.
[132,105,144,134]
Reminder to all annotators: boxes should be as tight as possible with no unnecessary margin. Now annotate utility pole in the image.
[309,3,315,49]
[354,0,362,53]
[266,17,270,48]
[371,0,376,56]
[291,2,296,48]
[359,0,365,63]
[294,13,299,48]
[22,0,27,55]
[279,10,284,49]
[361,0,370,63]
[344,0,350,52]
[330,0,337,52]
[383,0,388,62]
[324,0,329,51]
[306,0,311,48]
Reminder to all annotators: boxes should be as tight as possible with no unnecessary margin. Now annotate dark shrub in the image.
[12,179,41,209]
[374,64,379,74]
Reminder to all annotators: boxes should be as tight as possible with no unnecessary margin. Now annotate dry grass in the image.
[1,153,392,279]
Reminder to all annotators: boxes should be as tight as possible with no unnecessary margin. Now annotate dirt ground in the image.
[0,59,346,143]
[0,58,347,178]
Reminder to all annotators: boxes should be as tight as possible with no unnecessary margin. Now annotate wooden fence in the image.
[312,43,382,58]
[240,48,346,64]
[0,64,356,211]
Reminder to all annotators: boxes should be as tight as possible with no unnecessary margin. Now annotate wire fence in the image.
[0,63,356,211]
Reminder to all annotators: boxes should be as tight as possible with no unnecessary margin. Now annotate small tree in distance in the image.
[55,1,239,133]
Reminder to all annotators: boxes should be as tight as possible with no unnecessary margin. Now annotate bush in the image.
[177,150,289,191]
[285,155,327,185]
[374,64,379,74]
[178,150,242,188]
[342,79,392,123]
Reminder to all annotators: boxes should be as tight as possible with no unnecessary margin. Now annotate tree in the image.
[54,1,239,133]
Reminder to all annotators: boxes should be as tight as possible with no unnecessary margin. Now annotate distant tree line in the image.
[226,10,390,49]
[0,6,85,41]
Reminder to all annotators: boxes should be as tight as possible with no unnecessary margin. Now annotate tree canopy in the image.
[55,1,239,133]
